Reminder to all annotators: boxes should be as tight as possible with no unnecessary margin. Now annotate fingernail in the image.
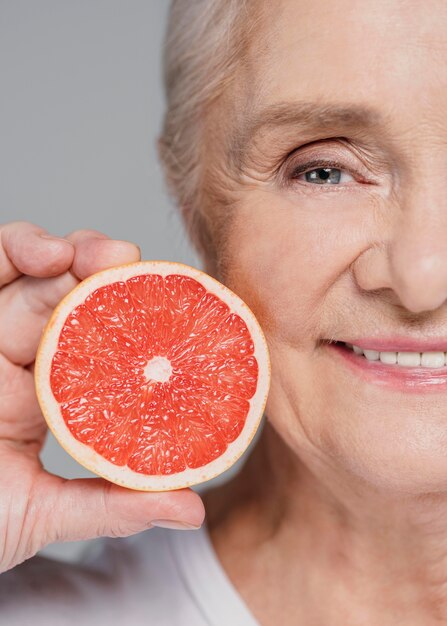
[40,234,71,243]
[116,241,141,255]
[150,519,202,530]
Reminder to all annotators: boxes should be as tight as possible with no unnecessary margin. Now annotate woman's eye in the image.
[295,167,355,185]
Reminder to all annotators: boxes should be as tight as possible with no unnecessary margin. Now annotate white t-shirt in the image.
[0,523,259,626]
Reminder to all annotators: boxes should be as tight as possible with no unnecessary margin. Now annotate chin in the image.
[319,405,447,496]
[265,341,447,496]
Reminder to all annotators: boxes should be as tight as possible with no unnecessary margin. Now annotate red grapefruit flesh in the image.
[35,261,270,491]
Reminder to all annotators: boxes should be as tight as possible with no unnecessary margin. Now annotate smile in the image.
[344,343,447,368]
[327,341,447,391]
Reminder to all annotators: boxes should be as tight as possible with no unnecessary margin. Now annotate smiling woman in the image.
[2,0,447,625]
[182,0,447,622]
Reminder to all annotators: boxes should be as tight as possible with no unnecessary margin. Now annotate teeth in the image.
[379,351,397,365]
[421,352,445,368]
[346,344,447,368]
[397,352,421,367]
[363,349,380,361]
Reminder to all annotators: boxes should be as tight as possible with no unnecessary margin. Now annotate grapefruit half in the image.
[35,261,270,491]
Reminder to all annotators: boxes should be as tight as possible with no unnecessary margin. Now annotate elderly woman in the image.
[1,0,447,623]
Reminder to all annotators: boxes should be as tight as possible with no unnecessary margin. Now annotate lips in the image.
[327,341,447,391]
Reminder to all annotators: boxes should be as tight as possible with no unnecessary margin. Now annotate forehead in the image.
[236,0,447,133]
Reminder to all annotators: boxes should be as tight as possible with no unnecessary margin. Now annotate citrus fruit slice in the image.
[35,261,270,491]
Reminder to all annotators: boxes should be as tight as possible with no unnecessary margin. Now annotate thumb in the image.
[43,477,206,545]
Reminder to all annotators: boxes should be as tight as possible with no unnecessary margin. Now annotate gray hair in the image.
[159,0,251,269]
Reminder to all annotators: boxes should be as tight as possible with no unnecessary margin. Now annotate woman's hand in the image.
[0,222,205,574]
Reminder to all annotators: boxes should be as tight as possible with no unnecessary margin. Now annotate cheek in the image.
[222,189,374,347]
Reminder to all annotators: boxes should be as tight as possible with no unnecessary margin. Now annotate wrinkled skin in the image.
[3,0,447,622]
[202,1,447,624]
[0,222,204,573]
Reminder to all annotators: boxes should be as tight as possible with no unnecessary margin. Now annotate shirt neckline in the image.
[167,521,259,626]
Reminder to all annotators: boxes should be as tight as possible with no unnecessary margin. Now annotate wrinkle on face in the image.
[196,0,447,498]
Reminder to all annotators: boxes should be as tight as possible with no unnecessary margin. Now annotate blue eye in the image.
[297,167,355,185]
[306,167,340,184]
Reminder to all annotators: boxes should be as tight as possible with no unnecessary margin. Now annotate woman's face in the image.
[209,0,447,493]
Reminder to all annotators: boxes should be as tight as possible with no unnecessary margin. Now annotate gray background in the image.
[1,1,257,560]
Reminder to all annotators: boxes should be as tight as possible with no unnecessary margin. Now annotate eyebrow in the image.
[232,101,384,164]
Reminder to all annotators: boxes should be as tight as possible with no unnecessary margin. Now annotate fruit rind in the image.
[35,260,271,491]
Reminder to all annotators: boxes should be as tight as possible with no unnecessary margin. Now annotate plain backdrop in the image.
[1,1,259,560]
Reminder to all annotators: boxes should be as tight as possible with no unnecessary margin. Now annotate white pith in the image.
[345,343,447,368]
[144,356,173,383]
[35,261,271,492]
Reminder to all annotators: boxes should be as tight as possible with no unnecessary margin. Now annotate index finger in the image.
[0,222,74,287]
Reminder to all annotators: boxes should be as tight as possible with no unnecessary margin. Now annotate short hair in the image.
[159,0,250,271]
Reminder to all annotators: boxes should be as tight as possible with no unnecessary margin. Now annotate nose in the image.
[353,186,447,314]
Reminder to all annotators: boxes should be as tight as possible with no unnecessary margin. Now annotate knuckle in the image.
[0,479,43,572]
[1,223,45,263]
